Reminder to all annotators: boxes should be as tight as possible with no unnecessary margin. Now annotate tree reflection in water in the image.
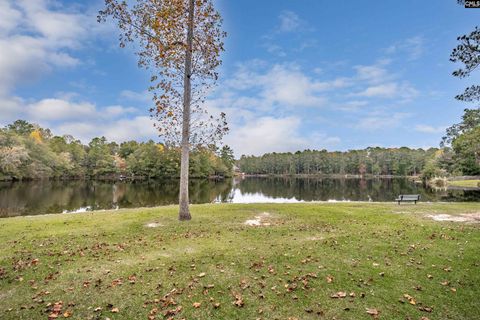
[0,177,478,217]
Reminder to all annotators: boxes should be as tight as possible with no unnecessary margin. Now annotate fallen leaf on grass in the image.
[48,301,63,320]
[111,278,123,287]
[326,275,334,283]
[418,306,433,313]
[330,291,347,298]
[163,306,182,317]
[366,308,380,318]
[193,302,201,308]
[128,274,136,284]
[232,292,244,307]
[403,294,416,305]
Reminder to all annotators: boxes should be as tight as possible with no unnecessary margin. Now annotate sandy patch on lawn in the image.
[305,236,325,241]
[245,212,272,226]
[427,213,480,223]
[145,222,163,228]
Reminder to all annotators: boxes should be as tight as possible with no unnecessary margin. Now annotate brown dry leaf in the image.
[52,301,63,313]
[330,291,347,299]
[419,306,433,313]
[128,274,136,284]
[213,302,220,309]
[403,293,416,305]
[232,292,244,307]
[366,308,380,318]
[193,302,201,308]
[198,272,206,278]
[63,310,72,318]
[326,275,334,283]
[111,307,119,313]
[111,278,123,287]
[163,306,182,317]
[148,307,158,320]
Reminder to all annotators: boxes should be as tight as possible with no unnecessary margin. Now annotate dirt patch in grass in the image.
[305,236,325,241]
[244,212,273,226]
[426,213,480,223]
[145,222,163,228]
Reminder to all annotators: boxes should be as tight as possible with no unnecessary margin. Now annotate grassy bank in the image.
[448,179,480,188]
[0,203,479,319]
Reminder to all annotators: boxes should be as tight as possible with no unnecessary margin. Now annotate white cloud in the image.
[354,60,392,84]
[56,116,158,143]
[278,11,302,32]
[226,63,348,109]
[261,65,328,107]
[120,90,153,103]
[19,0,88,45]
[102,116,158,142]
[338,100,368,111]
[104,105,138,117]
[355,112,411,131]
[357,82,418,101]
[0,1,96,95]
[263,43,287,57]
[350,60,418,102]
[0,0,149,145]
[207,58,421,155]
[0,94,155,143]
[358,83,398,98]
[224,116,340,156]
[0,1,22,35]
[386,36,425,61]
[28,99,97,121]
[414,124,446,134]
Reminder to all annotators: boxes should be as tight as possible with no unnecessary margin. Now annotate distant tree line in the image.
[238,148,439,177]
[0,120,235,181]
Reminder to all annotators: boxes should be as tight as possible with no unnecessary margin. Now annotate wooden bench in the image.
[395,194,420,204]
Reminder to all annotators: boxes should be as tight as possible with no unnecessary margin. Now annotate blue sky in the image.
[1,0,479,156]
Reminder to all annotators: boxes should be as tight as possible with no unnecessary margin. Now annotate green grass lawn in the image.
[0,203,479,320]
[448,180,480,188]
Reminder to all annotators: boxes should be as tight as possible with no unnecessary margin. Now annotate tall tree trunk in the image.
[179,0,195,221]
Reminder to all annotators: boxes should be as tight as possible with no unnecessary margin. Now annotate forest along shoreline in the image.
[1,120,479,188]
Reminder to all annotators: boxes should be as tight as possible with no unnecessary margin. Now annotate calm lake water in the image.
[1,177,479,217]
